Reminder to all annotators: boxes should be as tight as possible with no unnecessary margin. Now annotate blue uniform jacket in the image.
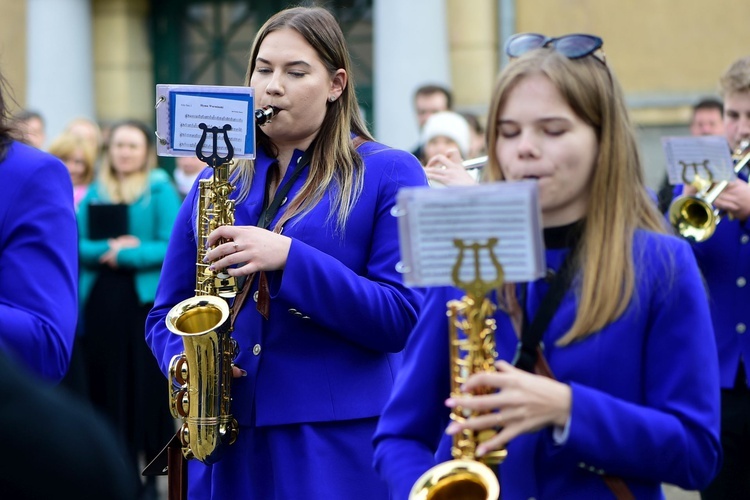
[146,141,427,427]
[0,141,78,381]
[374,230,721,499]
[673,184,750,388]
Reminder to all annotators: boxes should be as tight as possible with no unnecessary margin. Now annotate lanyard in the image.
[256,146,314,229]
[513,249,577,373]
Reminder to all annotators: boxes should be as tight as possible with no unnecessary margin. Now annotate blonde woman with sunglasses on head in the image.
[374,34,721,499]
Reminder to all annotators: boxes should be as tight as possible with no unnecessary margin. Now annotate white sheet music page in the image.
[662,136,735,185]
[394,180,545,287]
[173,94,249,156]
[154,84,255,158]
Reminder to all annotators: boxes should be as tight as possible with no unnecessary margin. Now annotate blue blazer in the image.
[0,141,78,381]
[374,230,721,499]
[146,141,427,427]
[673,184,750,388]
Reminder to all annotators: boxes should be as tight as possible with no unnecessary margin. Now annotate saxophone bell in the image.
[166,294,239,464]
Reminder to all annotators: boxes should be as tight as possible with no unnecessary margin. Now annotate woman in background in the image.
[48,131,97,208]
[77,119,181,498]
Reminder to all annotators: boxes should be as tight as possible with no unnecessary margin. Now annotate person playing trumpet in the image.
[673,55,750,500]
[374,33,721,498]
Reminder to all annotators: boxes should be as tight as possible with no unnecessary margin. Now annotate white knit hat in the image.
[420,111,471,158]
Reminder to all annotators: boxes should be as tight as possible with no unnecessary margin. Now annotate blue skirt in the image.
[188,417,390,499]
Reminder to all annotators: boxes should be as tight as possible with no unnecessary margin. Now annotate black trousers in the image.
[701,362,750,500]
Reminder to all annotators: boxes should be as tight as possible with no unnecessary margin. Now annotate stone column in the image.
[373,0,451,152]
[27,0,95,147]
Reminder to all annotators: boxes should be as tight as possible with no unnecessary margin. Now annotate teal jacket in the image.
[77,169,182,308]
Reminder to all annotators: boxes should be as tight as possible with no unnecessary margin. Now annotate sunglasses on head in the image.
[505,33,606,64]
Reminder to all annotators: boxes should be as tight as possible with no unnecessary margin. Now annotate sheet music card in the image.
[155,84,256,159]
[662,136,734,185]
[394,180,546,287]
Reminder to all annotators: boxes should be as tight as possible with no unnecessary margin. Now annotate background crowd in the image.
[2,4,750,499]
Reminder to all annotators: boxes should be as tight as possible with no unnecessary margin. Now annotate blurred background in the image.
[2,0,749,185]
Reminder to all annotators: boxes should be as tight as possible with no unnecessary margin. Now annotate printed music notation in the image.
[662,136,735,185]
[173,94,250,155]
[394,181,546,287]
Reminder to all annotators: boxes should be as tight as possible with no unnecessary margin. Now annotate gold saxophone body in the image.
[410,239,506,500]
[164,106,277,464]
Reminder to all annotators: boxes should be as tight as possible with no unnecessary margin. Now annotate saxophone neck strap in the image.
[257,144,315,230]
[252,137,368,321]
[230,272,257,329]
[513,249,577,373]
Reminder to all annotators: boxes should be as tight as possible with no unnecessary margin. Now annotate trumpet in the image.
[463,156,488,171]
[669,140,750,242]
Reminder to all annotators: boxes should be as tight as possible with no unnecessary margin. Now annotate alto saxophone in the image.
[165,106,277,464]
[410,239,506,500]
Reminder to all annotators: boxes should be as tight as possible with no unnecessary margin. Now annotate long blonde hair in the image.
[234,6,374,231]
[98,120,157,204]
[486,49,666,344]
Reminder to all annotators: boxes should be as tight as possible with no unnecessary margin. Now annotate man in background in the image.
[690,97,725,136]
[410,84,452,161]
[658,97,725,213]
[12,109,46,149]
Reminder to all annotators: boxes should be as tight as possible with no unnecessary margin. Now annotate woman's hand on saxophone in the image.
[205,225,292,276]
[444,360,572,457]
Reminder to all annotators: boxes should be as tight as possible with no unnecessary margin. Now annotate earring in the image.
[328,96,336,102]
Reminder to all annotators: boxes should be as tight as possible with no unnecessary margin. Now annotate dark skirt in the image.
[82,266,174,473]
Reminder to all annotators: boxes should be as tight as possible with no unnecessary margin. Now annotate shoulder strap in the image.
[513,250,577,373]
[251,136,369,321]
[501,263,636,500]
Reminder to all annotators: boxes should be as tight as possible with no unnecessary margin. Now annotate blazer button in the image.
[301,315,311,320]
[737,277,747,288]
[288,308,298,314]
[253,291,259,303]
[252,344,261,355]
[737,323,747,334]
[742,234,749,244]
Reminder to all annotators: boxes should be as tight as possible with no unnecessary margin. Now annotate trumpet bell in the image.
[409,459,500,500]
[668,195,718,243]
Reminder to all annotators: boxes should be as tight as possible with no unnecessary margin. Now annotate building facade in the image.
[1,0,749,186]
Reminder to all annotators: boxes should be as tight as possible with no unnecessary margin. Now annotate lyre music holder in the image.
[196,123,234,166]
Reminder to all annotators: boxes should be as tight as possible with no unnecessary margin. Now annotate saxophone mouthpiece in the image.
[255,105,279,126]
